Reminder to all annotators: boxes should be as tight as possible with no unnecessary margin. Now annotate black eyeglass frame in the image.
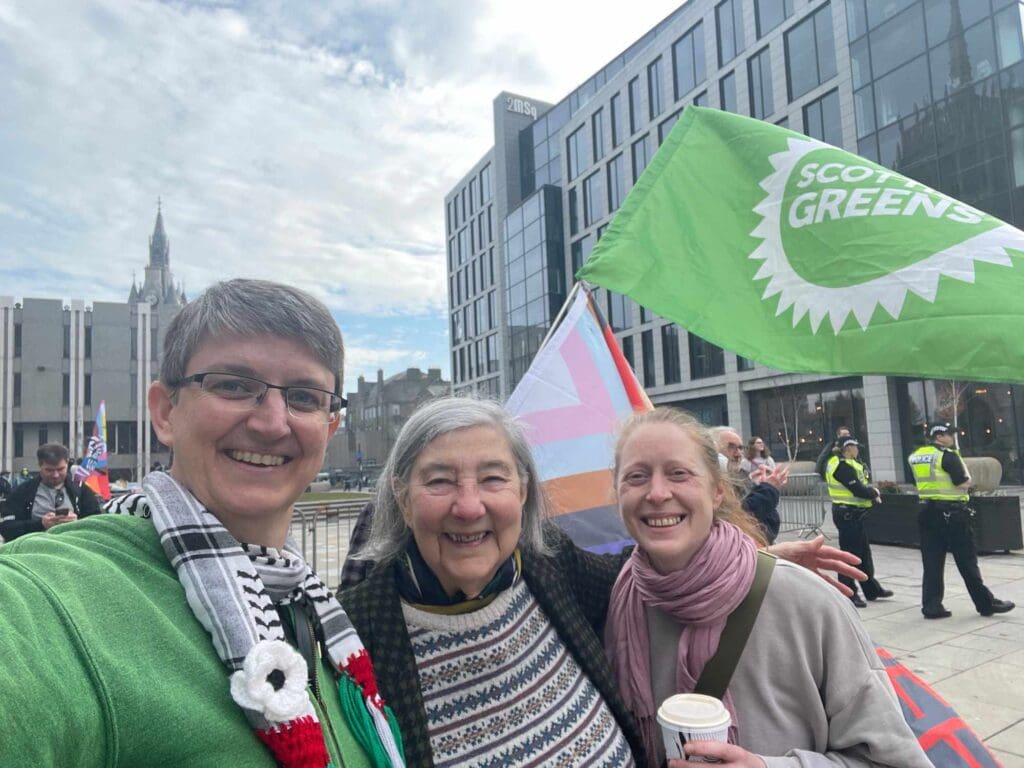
[54,489,66,509]
[170,371,347,417]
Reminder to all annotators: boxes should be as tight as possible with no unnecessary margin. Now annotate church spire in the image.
[948,0,971,90]
[149,198,170,268]
[131,200,185,308]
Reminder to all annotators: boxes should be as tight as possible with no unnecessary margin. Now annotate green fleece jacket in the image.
[0,515,370,768]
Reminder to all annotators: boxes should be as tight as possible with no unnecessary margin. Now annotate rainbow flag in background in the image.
[506,285,650,554]
[73,400,111,500]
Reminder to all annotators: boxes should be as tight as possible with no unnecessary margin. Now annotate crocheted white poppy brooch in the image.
[230,639,315,723]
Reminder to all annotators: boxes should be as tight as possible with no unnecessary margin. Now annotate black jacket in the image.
[743,483,781,544]
[340,524,646,767]
[0,476,101,541]
[815,442,839,480]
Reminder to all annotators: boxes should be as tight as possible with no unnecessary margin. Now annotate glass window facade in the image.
[896,379,1024,483]
[450,0,1024,452]
[622,335,635,368]
[851,2,1024,226]
[785,3,837,100]
[582,170,606,227]
[608,292,634,332]
[748,46,774,119]
[716,0,745,67]
[504,187,565,390]
[803,88,841,145]
[607,153,627,212]
[648,57,664,119]
[688,333,725,379]
[642,330,656,387]
[755,0,794,38]
[629,76,643,133]
[632,134,652,181]
[720,70,737,113]
[592,108,605,162]
[659,109,683,144]
[661,324,681,385]
[673,22,706,100]
[749,378,866,462]
[566,125,587,182]
[571,234,593,274]
[610,92,625,147]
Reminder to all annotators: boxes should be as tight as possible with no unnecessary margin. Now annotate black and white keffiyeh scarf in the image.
[106,472,404,768]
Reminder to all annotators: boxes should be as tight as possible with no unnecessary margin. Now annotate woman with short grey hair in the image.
[359,397,550,564]
[343,395,645,767]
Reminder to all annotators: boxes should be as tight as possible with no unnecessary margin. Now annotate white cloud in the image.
[0,0,684,384]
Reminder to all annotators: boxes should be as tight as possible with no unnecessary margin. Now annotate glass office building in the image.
[444,0,1024,484]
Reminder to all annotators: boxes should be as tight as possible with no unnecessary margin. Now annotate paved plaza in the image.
[784,509,1024,766]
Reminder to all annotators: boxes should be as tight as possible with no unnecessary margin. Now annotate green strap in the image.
[694,551,777,699]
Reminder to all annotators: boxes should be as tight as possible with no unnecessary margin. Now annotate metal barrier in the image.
[777,472,830,539]
[289,498,368,590]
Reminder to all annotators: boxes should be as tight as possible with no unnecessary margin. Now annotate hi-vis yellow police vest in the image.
[826,455,872,508]
[908,445,969,502]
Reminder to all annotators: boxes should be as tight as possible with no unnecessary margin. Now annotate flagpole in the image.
[534,281,583,355]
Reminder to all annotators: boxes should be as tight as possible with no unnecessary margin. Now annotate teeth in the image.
[228,450,285,467]
[448,532,487,543]
[646,516,682,528]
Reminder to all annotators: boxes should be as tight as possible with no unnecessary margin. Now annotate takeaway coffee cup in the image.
[657,693,731,762]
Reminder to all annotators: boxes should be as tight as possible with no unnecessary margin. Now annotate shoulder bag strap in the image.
[694,551,777,699]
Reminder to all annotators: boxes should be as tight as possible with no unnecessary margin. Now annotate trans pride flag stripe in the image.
[506,285,650,551]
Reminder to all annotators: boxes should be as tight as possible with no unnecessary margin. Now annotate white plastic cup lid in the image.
[657,693,731,732]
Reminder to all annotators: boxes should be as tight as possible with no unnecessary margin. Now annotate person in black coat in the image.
[815,426,851,480]
[0,443,100,541]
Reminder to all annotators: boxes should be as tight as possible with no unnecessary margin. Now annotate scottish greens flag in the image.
[577,106,1024,383]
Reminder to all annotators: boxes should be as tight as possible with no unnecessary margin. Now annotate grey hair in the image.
[708,426,738,448]
[355,395,551,563]
[160,279,344,393]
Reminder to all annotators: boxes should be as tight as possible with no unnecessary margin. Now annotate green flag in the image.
[577,106,1024,383]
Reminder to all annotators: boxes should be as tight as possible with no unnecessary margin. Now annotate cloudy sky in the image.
[1,0,683,393]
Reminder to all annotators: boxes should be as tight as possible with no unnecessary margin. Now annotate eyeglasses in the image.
[171,372,346,423]
[54,490,65,508]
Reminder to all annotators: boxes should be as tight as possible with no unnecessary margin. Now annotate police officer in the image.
[908,423,1014,619]
[827,436,893,607]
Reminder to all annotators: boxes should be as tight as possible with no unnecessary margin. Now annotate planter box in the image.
[864,494,1023,553]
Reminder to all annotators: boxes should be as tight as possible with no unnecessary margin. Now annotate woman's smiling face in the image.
[400,425,526,598]
[616,421,723,574]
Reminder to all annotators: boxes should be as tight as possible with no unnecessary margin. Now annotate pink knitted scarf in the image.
[605,520,757,766]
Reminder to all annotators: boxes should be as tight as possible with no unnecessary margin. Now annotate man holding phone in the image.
[0,443,100,541]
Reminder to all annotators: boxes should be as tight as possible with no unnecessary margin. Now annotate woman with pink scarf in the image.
[605,408,930,768]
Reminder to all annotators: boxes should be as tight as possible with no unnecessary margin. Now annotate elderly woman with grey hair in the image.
[342,395,646,766]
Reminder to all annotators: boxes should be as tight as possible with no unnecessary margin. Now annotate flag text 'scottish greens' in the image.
[577,106,1024,383]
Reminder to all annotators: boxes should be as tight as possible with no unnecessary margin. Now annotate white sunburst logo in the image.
[748,136,1023,334]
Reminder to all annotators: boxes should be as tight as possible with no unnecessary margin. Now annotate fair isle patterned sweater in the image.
[402,579,635,768]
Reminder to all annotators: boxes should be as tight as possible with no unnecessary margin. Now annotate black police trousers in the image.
[831,504,885,599]
[919,500,994,614]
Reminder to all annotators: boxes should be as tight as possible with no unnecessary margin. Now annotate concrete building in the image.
[0,205,185,479]
[445,0,1024,484]
[327,367,450,474]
